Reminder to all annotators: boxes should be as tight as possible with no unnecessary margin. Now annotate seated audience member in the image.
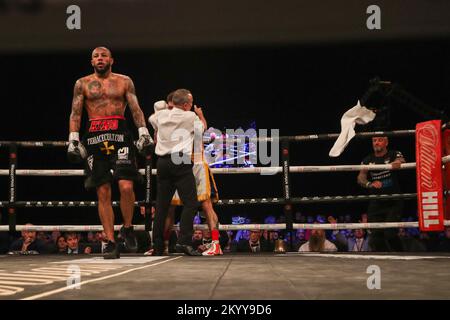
[95,231,105,243]
[235,229,270,253]
[9,224,54,254]
[328,216,371,252]
[56,235,68,254]
[196,229,211,253]
[338,228,371,252]
[65,232,99,254]
[191,229,204,251]
[262,229,280,252]
[298,226,337,252]
[293,229,307,251]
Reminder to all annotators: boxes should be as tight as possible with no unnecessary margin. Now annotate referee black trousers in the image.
[153,155,198,250]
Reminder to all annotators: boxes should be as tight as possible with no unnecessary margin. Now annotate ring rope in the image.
[2,155,449,176]
[0,160,437,177]
[0,127,426,148]
[0,193,420,208]
[2,220,449,232]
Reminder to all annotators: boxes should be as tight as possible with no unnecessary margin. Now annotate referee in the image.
[152,89,205,256]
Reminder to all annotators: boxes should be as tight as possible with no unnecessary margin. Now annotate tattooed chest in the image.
[85,79,124,100]
[84,79,126,115]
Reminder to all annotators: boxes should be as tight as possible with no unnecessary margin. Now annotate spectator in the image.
[234,229,270,253]
[56,235,68,254]
[191,229,204,250]
[9,224,53,254]
[65,232,98,254]
[329,216,371,252]
[293,229,307,251]
[298,227,337,252]
[339,228,370,252]
[196,229,211,253]
[95,231,105,243]
[265,230,282,251]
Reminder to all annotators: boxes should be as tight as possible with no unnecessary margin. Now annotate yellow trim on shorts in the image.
[171,161,219,206]
[207,162,219,203]
[197,161,219,203]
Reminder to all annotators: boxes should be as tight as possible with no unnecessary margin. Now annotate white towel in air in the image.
[329,101,376,157]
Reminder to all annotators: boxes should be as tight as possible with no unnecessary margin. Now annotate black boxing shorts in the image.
[82,116,142,190]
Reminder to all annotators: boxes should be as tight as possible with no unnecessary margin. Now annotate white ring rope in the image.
[0,162,422,176]
[1,221,449,232]
[1,156,448,176]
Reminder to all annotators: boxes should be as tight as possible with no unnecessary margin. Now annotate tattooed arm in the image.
[67,79,87,163]
[125,77,147,128]
[69,79,84,133]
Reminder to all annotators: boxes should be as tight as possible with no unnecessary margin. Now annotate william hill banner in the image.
[416,120,445,232]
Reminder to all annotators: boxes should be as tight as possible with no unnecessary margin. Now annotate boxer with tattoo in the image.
[68,47,153,259]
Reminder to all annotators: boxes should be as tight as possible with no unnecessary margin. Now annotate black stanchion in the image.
[144,153,153,232]
[8,145,17,233]
[281,140,293,250]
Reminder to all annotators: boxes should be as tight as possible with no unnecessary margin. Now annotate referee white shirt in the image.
[151,107,204,157]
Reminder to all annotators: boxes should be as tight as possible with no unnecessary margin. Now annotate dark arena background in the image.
[1,0,450,304]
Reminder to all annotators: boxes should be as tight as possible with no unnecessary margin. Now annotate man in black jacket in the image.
[9,224,54,254]
[234,230,271,253]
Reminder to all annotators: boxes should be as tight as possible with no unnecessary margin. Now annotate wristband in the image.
[138,127,149,137]
[69,132,79,141]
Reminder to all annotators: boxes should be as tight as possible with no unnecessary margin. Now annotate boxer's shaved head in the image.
[92,46,112,58]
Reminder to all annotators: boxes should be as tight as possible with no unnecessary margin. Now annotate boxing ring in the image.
[1,126,450,300]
